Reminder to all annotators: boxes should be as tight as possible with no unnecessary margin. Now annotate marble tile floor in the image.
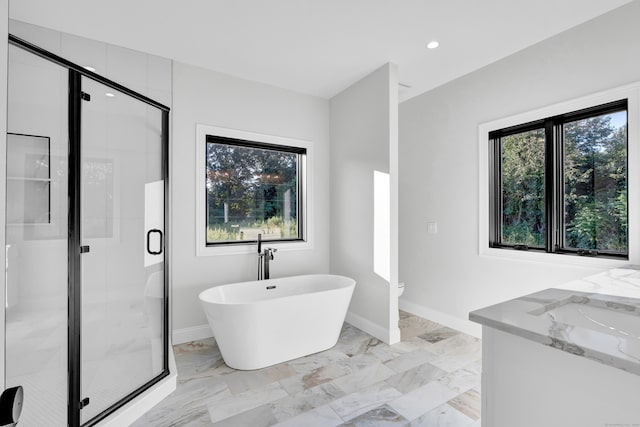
[133,311,482,426]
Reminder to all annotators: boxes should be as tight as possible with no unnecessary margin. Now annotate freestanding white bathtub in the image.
[198,274,356,370]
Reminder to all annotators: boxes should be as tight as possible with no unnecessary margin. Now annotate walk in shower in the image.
[5,35,169,426]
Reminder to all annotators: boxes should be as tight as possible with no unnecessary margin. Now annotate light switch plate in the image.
[426,221,438,234]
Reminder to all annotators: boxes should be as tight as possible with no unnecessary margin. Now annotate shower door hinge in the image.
[79,397,90,409]
[81,92,91,101]
[80,245,90,253]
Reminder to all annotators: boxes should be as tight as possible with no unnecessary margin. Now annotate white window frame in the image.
[196,124,313,256]
[479,83,640,267]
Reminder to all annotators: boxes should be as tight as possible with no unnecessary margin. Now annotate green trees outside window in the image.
[564,111,627,252]
[205,136,304,244]
[491,100,628,258]
[501,128,546,247]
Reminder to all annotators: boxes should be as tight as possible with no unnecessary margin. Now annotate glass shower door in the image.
[5,43,69,427]
[79,76,165,423]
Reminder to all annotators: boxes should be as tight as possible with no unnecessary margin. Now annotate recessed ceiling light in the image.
[426,41,439,49]
[105,92,115,97]
[84,66,96,72]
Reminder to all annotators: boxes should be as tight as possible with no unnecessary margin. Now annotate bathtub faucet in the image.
[256,234,278,280]
[262,247,277,280]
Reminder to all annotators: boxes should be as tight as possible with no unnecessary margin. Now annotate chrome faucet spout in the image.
[256,237,277,280]
[257,234,264,280]
[263,247,277,280]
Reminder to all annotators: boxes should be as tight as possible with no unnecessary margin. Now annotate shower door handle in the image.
[147,229,163,255]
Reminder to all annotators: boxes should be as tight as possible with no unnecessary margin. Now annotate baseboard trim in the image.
[388,325,401,345]
[345,311,399,344]
[399,299,482,338]
[172,324,213,345]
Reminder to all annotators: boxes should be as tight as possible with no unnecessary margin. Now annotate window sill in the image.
[480,247,631,269]
[197,239,314,257]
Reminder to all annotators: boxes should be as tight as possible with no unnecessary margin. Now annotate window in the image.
[489,100,628,258]
[205,135,306,245]
[6,133,51,225]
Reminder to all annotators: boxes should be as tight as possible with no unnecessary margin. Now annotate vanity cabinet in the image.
[470,270,640,427]
[481,326,640,427]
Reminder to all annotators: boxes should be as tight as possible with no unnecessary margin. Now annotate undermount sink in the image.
[469,284,640,376]
[530,295,640,340]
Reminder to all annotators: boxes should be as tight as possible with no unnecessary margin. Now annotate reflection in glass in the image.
[6,133,51,225]
[83,159,114,238]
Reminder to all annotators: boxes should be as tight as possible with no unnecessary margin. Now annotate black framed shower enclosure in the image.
[6,35,170,427]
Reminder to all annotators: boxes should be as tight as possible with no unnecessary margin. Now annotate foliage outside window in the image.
[499,128,546,248]
[205,135,305,245]
[489,100,628,258]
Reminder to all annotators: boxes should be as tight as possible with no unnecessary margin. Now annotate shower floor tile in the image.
[133,311,481,427]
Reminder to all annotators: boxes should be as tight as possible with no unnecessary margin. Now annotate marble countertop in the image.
[469,267,640,375]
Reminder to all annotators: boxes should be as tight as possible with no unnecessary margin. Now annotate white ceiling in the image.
[9,0,632,101]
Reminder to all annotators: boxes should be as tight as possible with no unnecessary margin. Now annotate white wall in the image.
[399,1,640,336]
[171,61,331,342]
[330,63,400,344]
